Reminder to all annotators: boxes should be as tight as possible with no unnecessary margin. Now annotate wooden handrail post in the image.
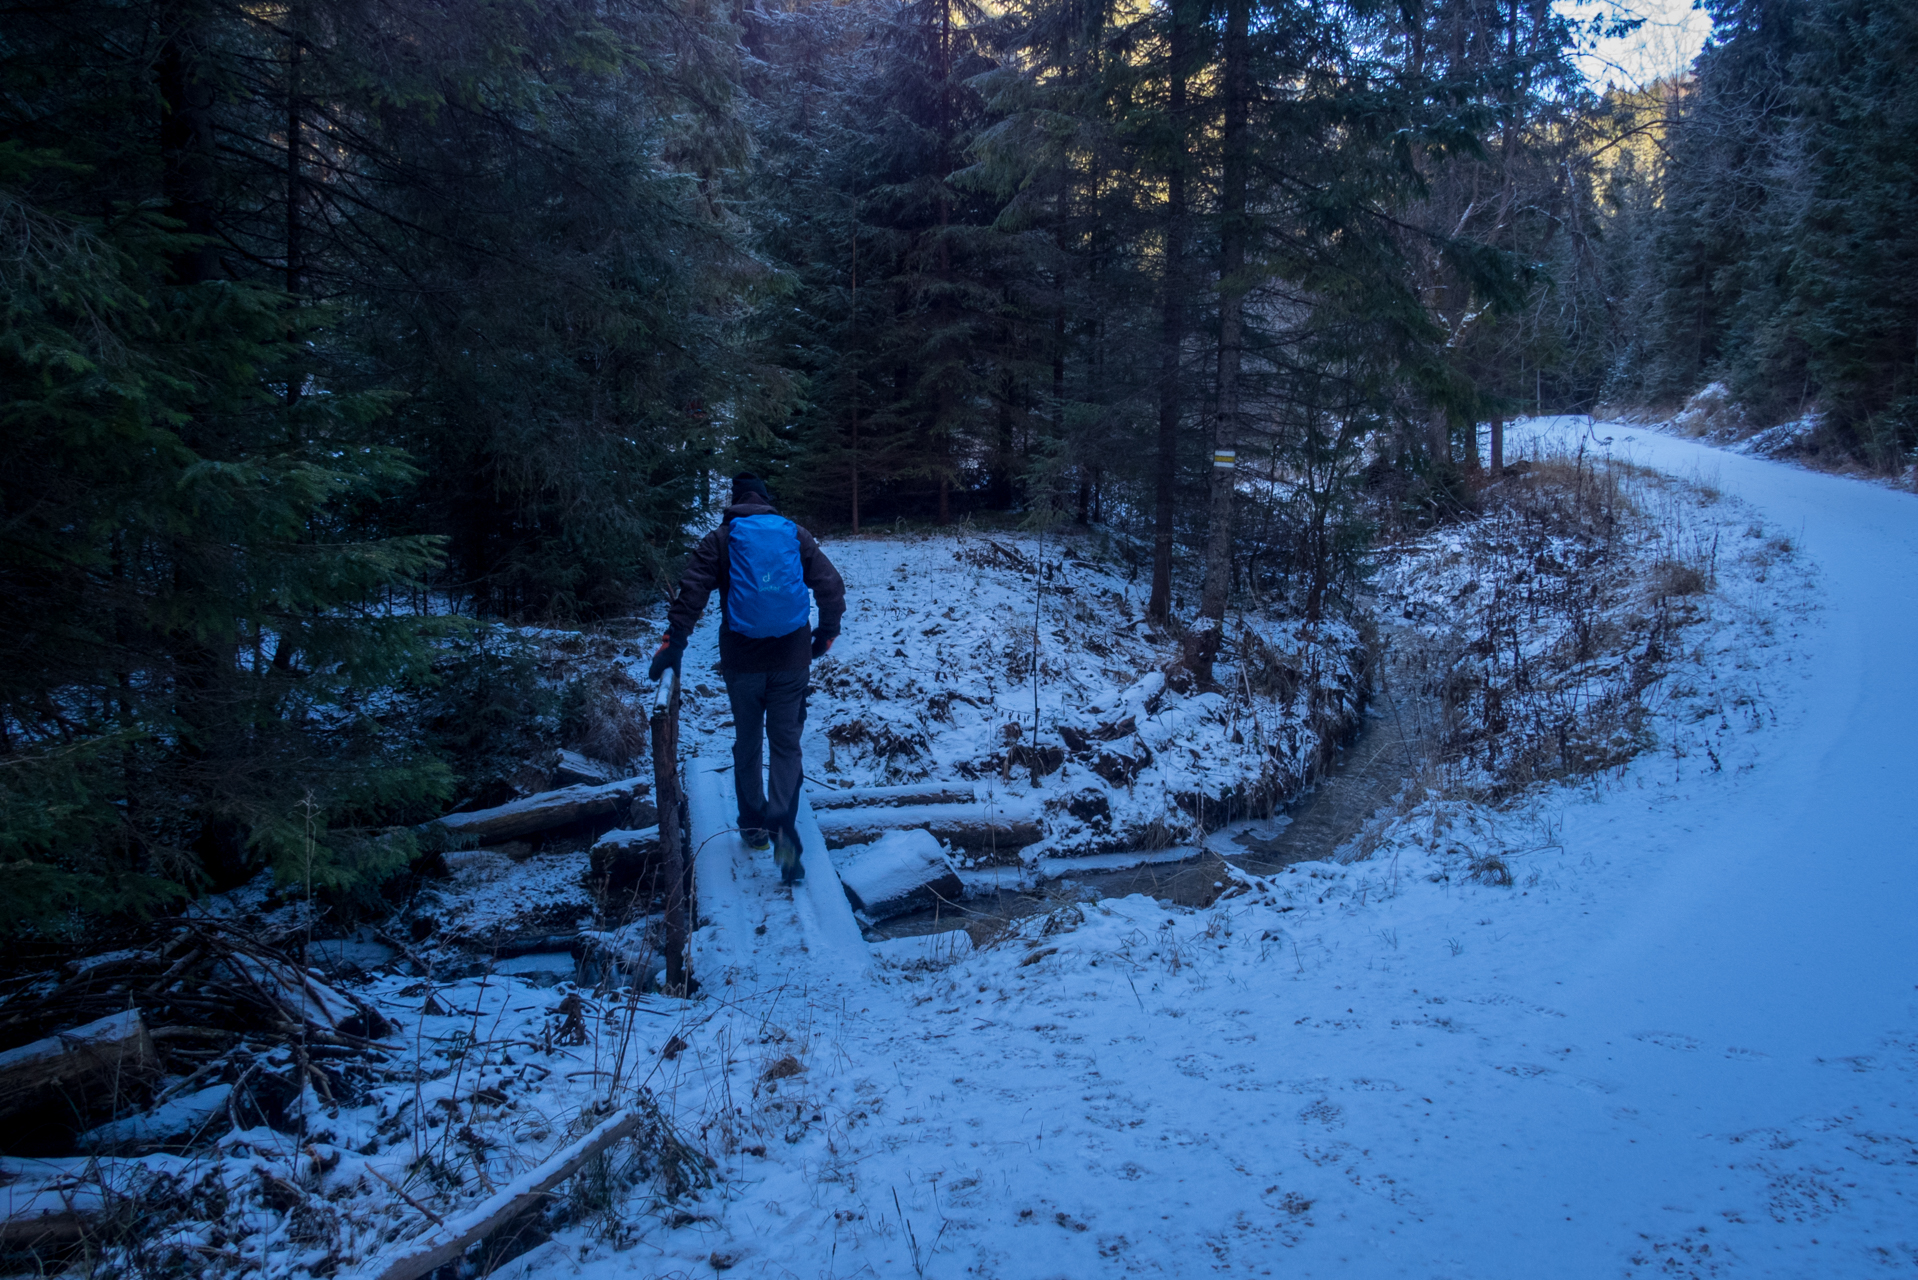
[650,668,690,994]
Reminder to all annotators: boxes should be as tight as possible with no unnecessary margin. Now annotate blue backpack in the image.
[722,514,810,638]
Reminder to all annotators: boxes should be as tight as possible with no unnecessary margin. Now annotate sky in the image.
[1563,0,1715,89]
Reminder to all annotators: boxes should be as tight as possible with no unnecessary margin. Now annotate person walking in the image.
[648,474,845,883]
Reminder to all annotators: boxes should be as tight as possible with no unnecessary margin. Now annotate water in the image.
[867,626,1441,941]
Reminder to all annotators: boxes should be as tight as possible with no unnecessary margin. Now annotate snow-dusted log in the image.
[835,830,962,920]
[553,749,616,786]
[589,824,660,886]
[428,778,648,844]
[812,800,1040,853]
[809,781,980,809]
[361,1107,643,1280]
[0,1010,159,1121]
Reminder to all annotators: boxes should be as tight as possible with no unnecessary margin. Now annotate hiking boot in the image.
[741,828,772,853]
[774,825,804,884]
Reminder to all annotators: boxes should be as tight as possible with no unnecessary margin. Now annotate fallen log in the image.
[0,1207,88,1248]
[812,801,1041,853]
[553,749,616,787]
[808,782,979,810]
[361,1107,644,1280]
[588,825,660,889]
[428,778,649,845]
[0,1010,159,1122]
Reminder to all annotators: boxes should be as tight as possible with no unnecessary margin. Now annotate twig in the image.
[365,1164,448,1230]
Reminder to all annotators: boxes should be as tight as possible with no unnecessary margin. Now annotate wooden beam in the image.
[361,1107,643,1280]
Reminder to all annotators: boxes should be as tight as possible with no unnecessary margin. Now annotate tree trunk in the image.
[1147,2,1192,625]
[285,12,303,299]
[850,225,861,532]
[1194,0,1250,683]
[991,389,1015,509]
[1491,412,1505,471]
[158,13,218,286]
[428,779,650,844]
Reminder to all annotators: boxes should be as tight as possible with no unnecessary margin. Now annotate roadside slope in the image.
[611,419,1916,1278]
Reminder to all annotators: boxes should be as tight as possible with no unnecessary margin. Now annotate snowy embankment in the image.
[592,419,1915,1277]
[668,528,1366,862]
[36,423,1916,1278]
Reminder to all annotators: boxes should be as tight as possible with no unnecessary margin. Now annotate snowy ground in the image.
[592,418,1916,1278]
[38,419,1915,1279]
[666,527,1366,861]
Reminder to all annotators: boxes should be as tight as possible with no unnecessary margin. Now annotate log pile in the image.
[0,919,397,1153]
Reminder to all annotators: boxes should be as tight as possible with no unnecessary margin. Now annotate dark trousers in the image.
[724,668,808,833]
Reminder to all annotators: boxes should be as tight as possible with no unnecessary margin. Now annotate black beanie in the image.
[731,473,772,504]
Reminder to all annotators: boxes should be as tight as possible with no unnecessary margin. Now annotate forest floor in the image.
[17,417,1917,1279]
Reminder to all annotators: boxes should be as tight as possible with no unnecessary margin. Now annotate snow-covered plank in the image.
[686,755,754,990]
[686,758,871,985]
[791,794,873,976]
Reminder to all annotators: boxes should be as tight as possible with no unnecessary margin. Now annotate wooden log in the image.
[428,778,648,844]
[361,1107,643,1280]
[553,749,616,787]
[0,1208,88,1248]
[588,826,660,887]
[0,1010,160,1121]
[836,830,963,920]
[808,782,979,810]
[812,801,1041,853]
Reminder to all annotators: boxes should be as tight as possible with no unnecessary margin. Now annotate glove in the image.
[647,633,687,681]
[810,630,836,660]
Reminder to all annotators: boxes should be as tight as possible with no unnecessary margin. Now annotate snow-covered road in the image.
[609,422,1917,1279]
[1352,421,1918,1275]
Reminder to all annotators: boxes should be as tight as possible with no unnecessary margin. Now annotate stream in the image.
[868,624,1445,941]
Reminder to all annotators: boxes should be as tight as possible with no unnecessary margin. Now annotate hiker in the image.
[648,474,846,883]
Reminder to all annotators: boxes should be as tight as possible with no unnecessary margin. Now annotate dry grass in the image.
[1375,443,1726,803]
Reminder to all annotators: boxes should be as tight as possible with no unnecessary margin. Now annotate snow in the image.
[566,417,1916,1276]
[871,930,976,969]
[833,829,959,919]
[658,528,1367,860]
[80,1084,234,1152]
[90,423,1918,1277]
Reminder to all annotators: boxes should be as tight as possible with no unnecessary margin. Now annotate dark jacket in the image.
[665,499,846,674]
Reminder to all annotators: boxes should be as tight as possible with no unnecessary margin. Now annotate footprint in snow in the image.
[1634,1030,1703,1052]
